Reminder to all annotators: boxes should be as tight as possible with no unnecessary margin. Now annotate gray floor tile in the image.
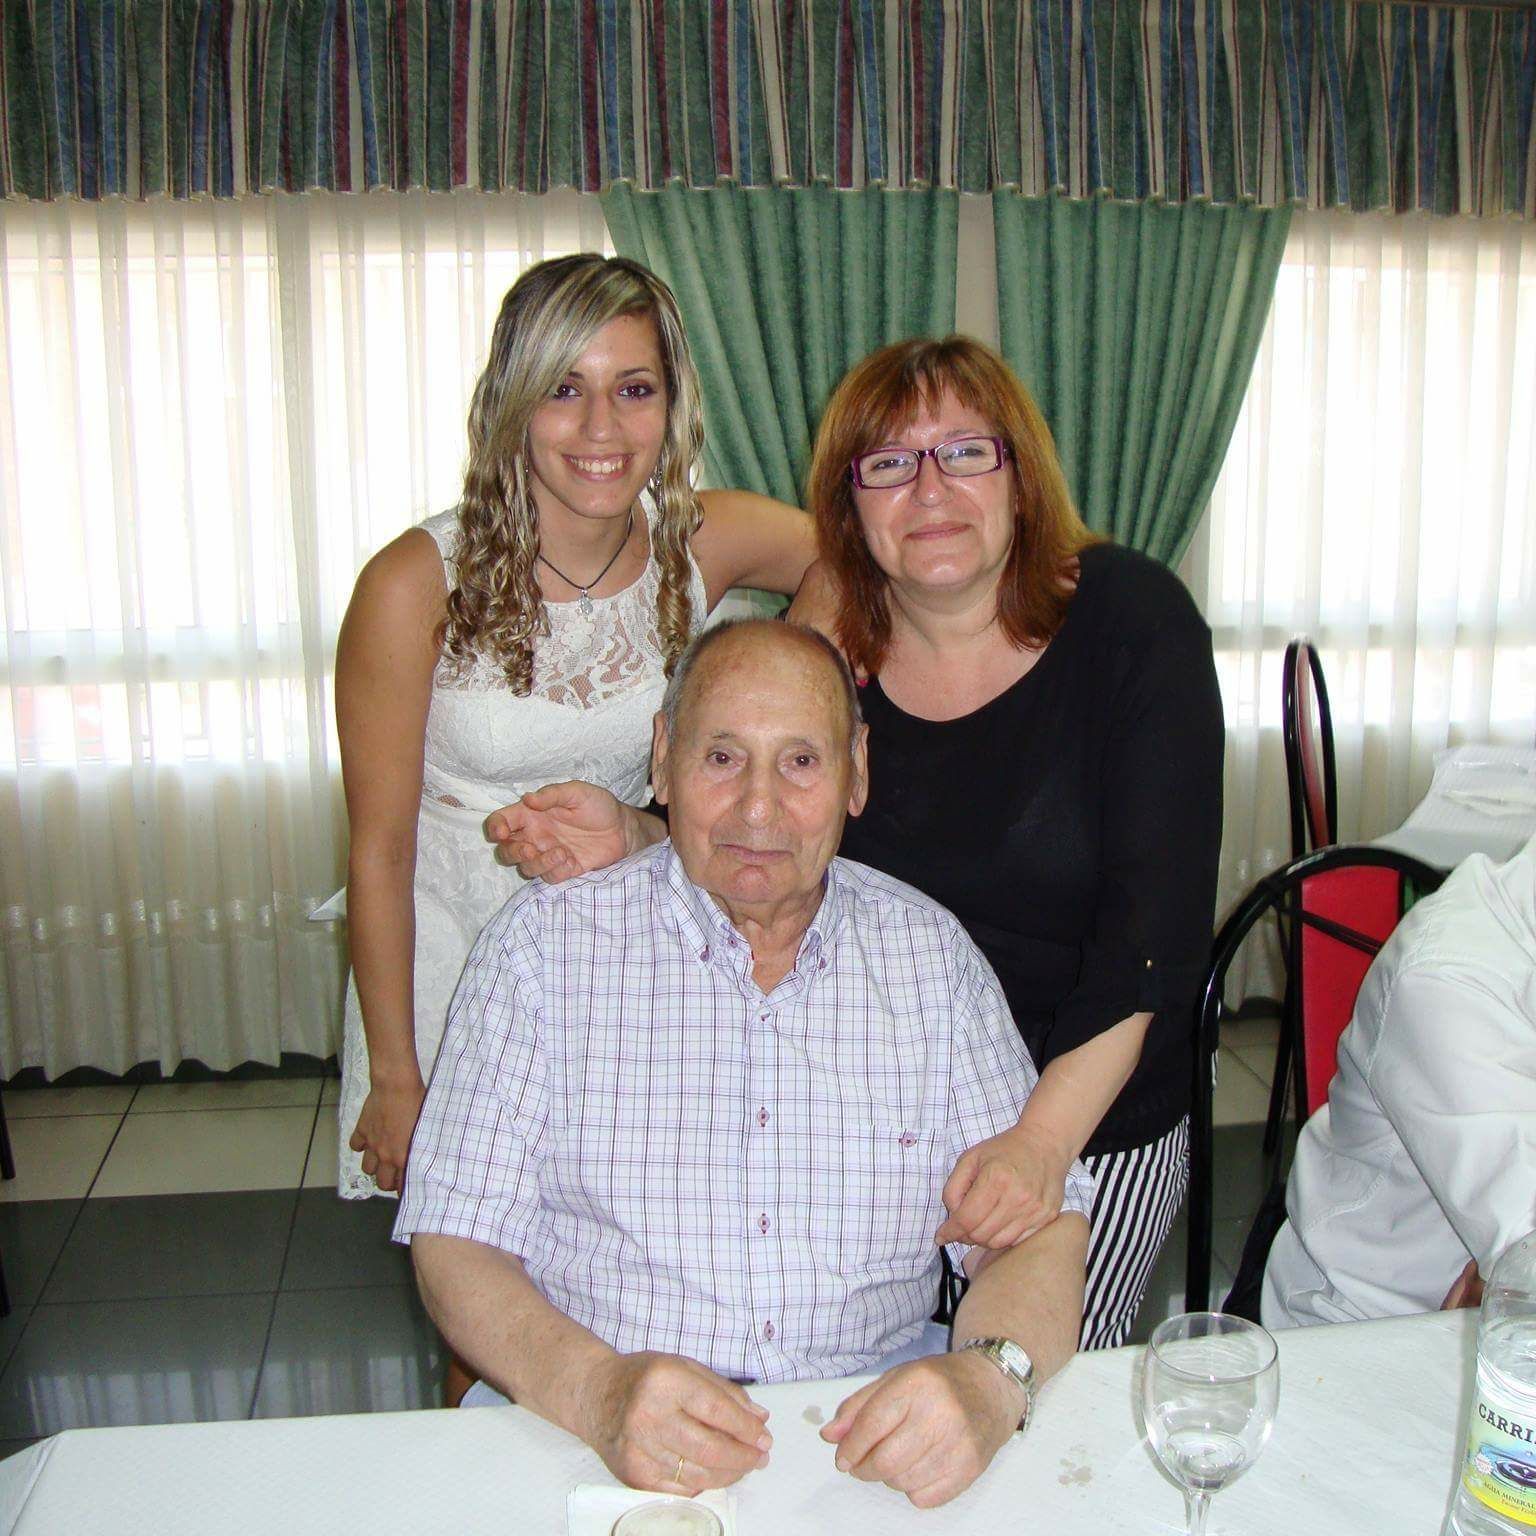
[0,1310,33,1381]
[1131,1214,1238,1336]
[251,1284,442,1419]
[0,1293,273,1437]
[1211,1123,1292,1220]
[42,1192,297,1303]
[0,1200,84,1306]
[281,1190,413,1291]
[1213,1215,1251,1273]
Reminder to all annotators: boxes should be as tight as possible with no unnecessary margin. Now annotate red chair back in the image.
[1294,657,1331,848]
[1283,639,1338,857]
[1297,865,1405,1115]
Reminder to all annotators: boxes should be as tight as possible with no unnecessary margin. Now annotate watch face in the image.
[995,1339,1036,1383]
[960,1338,1036,1429]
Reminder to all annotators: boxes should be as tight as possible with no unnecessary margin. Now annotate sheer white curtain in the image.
[1181,210,1536,974]
[0,190,610,1076]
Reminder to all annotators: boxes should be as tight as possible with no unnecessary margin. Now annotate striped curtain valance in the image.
[2,1,1533,217]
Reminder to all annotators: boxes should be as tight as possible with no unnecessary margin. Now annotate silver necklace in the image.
[536,509,634,616]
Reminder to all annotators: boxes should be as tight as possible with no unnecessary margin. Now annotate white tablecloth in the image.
[1374,744,1536,869]
[0,1309,1477,1534]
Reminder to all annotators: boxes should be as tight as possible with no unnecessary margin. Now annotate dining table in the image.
[1373,743,1536,870]
[0,1307,1476,1534]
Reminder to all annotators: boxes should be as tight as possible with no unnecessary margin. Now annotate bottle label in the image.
[1462,1382,1536,1527]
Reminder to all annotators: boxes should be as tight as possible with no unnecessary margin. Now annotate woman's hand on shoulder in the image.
[692,490,815,608]
[484,781,651,882]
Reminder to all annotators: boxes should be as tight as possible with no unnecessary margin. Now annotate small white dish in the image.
[566,1482,735,1536]
[612,1497,726,1535]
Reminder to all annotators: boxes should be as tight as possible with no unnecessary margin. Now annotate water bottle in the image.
[1445,1229,1536,1535]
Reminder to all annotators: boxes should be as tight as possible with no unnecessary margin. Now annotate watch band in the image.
[956,1336,1037,1433]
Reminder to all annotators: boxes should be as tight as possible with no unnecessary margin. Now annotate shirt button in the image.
[763,1320,775,1342]
[758,1011,771,1024]
[700,947,711,963]
[898,1131,917,1148]
[756,1107,769,1127]
[757,1213,770,1234]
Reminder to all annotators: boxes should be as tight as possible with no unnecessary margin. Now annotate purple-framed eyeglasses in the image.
[849,435,1011,490]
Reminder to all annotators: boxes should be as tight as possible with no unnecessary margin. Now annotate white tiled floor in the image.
[302,1108,342,1189]
[0,1016,1283,1205]
[1213,1048,1277,1126]
[0,1079,331,1203]
[130,1080,322,1114]
[0,1115,124,1201]
[6,1086,135,1120]
[92,1106,318,1198]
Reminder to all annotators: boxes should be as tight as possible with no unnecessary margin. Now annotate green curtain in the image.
[602,182,958,503]
[9,3,1536,219]
[994,192,1291,567]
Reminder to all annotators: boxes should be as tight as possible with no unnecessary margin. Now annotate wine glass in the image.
[1142,1312,1279,1536]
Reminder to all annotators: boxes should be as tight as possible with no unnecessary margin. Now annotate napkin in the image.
[1440,783,1536,816]
[566,1483,737,1536]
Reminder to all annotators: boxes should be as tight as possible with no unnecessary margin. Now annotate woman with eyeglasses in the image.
[491,336,1223,1350]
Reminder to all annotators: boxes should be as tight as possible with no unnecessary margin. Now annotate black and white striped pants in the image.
[1078,1116,1191,1351]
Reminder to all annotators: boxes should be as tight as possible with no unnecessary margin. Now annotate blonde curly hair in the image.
[440,254,704,694]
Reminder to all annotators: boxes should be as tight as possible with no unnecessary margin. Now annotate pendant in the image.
[577,591,593,617]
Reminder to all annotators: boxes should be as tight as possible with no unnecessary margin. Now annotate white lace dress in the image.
[336,504,707,1198]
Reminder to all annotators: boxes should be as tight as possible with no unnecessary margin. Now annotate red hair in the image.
[806,337,1097,678]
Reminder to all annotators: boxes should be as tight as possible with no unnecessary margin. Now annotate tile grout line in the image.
[0,1095,139,1354]
[5,1114,124,1342]
[248,1097,323,1418]
[79,1101,136,1204]
[1223,1048,1273,1092]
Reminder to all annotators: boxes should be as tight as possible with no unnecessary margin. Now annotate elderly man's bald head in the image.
[661,619,862,751]
[651,619,869,931]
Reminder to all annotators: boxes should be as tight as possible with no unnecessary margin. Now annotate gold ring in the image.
[674,1454,686,1485]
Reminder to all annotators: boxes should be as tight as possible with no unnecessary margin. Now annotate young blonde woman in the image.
[334,255,811,1236]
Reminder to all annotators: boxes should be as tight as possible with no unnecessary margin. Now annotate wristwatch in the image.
[956,1336,1037,1433]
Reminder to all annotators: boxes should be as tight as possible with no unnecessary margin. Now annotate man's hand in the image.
[484,781,631,882]
[820,1351,1022,1508]
[1441,1258,1484,1311]
[348,1074,427,1192]
[936,1123,1071,1249]
[578,1351,772,1495]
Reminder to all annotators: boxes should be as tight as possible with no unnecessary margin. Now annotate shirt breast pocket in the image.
[834,1122,950,1277]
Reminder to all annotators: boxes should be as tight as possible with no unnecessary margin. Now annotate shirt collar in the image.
[660,841,844,970]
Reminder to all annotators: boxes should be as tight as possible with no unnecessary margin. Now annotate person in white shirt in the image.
[1262,832,1536,1330]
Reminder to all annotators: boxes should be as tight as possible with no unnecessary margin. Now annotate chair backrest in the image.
[1185,844,1445,1314]
[1295,863,1408,1115]
[1282,639,1338,857]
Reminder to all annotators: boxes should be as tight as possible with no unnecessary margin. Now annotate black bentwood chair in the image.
[1185,844,1444,1317]
[1265,638,1341,1155]
[1282,637,1338,860]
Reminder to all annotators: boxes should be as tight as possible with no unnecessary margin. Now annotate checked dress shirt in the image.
[396,840,1094,1384]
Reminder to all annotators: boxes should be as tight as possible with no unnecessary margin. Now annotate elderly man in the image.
[397,620,1091,1508]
